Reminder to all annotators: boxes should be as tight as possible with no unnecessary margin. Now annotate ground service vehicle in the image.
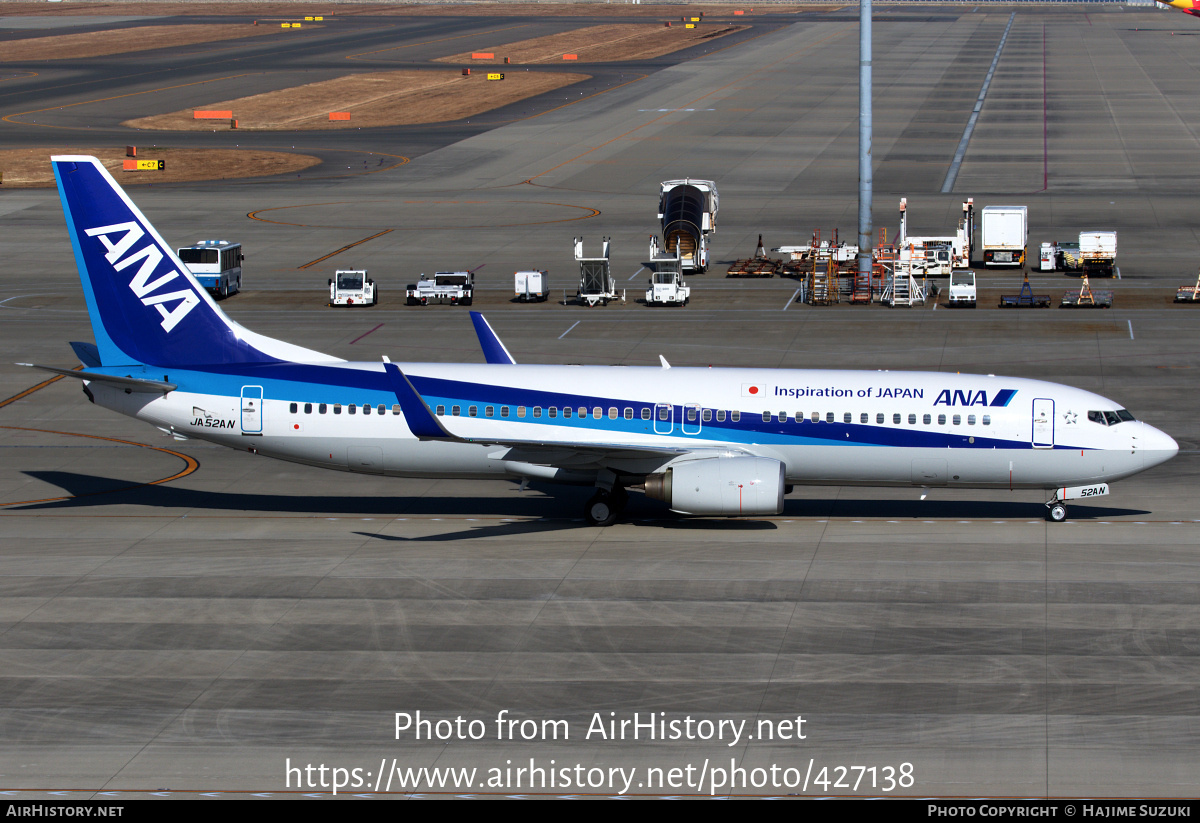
[644,251,689,306]
[329,269,377,307]
[34,156,1179,527]
[657,179,718,273]
[407,272,473,306]
[1079,231,1117,277]
[980,206,1028,267]
[946,269,977,308]
[176,240,242,299]
[514,270,549,302]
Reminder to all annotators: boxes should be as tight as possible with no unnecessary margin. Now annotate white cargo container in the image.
[514,270,549,302]
[980,205,1028,267]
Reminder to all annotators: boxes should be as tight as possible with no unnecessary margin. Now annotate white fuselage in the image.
[85,364,1177,492]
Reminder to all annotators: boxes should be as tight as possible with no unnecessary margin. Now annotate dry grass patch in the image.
[0,147,320,187]
[123,69,589,131]
[437,22,746,64]
[0,23,288,63]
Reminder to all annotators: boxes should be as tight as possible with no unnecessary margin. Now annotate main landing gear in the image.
[585,486,627,527]
[585,470,628,526]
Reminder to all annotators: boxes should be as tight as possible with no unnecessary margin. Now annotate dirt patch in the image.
[0,23,289,63]
[436,22,747,64]
[122,69,589,131]
[0,147,321,187]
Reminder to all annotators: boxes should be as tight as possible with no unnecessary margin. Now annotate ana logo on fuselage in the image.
[85,221,199,332]
[933,389,1017,407]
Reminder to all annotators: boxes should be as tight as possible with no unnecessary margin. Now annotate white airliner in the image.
[26,156,1178,525]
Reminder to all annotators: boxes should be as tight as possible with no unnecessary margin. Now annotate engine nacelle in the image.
[644,456,785,516]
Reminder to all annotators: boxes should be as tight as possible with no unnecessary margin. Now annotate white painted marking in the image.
[627,266,647,282]
[782,289,800,310]
[558,321,580,339]
[1128,320,1134,340]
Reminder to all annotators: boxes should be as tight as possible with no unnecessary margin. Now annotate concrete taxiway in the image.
[0,4,1198,798]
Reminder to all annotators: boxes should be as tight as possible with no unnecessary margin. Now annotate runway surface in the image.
[1,4,1198,798]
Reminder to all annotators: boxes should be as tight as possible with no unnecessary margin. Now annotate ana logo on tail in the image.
[84,221,200,332]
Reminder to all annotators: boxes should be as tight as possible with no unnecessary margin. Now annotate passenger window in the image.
[702,409,711,422]
[860,413,868,424]
[363,404,371,415]
[795,412,804,422]
[982,415,991,425]
[485,406,494,418]
[938,414,946,425]
[811,412,819,422]
[953,414,961,425]
[844,412,851,424]
[563,408,572,419]
[967,414,976,425]
[549,407,557,418]
[593,407,602,419]
[289,402,297,413]
[826,412,834,423]
[378,405,386,415]
[469,406,478,418]
[892,413,901,424]
[334,404,342,415]
[451,405,460,416]
[688,408,699,422]
[876,413,884,424]
[517,407,526,418]
[348,405,356,415]
[659,407,669,421]
[392,404,401,415]
[908,414,916,425]
[641,408,651,420]
[319,404,327,414]
[578,407,587,418]
[533,407,541,418]
[716,410,726,422]
[501,407,510,418]
[436,405,445,416]
[608,408,617,419]
[625,408,634,420]
[731,410,741,422]
[762,411,772,422]
[304,403,312,414]
[923,414,931,424]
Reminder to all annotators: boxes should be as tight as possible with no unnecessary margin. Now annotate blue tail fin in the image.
[52,156,334,368]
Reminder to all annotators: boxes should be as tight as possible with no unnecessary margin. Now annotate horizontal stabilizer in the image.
[17,363,175,394]
[69,341,102,368]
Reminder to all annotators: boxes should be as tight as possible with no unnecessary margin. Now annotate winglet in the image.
[382,362,456,440]
[469,312,516,365]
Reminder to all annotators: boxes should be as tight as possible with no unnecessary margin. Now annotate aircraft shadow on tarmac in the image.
[12,471,1150,528]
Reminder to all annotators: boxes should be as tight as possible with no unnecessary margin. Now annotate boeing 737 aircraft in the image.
[26,156,1178,525]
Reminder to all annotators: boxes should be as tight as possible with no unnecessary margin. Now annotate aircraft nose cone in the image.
[1141,422,1179,468]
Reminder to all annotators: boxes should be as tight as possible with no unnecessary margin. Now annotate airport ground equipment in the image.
[406,271,473,306]
[644,249,689,306]
[1040,241,1082,273]
[1060,271,1112,308]
[945,269,977,308]
[896,197,973,276]
[999,273,1051,308]
[656,179,718,273]
[1080,230,1117,278]
[575,236,619,307]
[514,270,549,302]
[880,244,927,307]
[1039,242,1057,272]
[1175,268,1200,302]
[726,236,781,277]
[176,239,242,299]
[328,269,377,307]
[980,205,1028,267]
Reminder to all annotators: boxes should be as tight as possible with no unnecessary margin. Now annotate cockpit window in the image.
[1088,409,1136,426]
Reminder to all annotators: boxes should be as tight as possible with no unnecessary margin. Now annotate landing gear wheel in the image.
[585,487,626,527]
[1047,502,1067,522]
